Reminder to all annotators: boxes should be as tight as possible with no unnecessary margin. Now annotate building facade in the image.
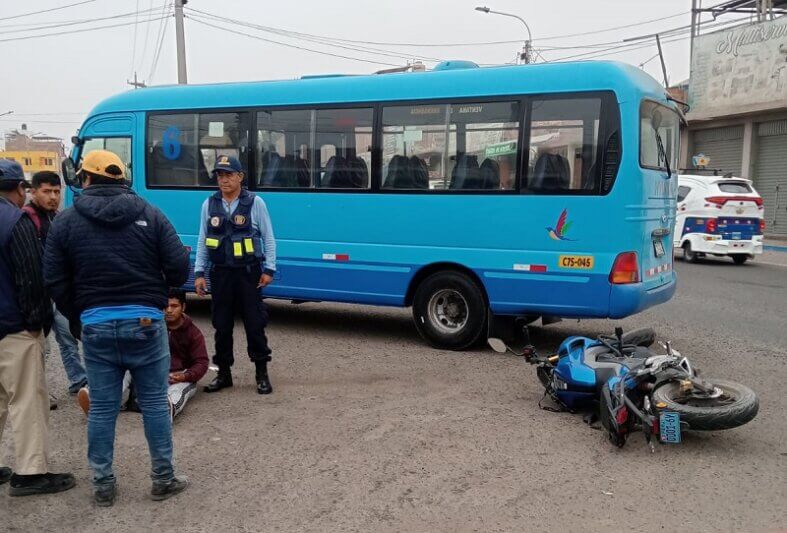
[0,125,65,179]
[683,16,787,235]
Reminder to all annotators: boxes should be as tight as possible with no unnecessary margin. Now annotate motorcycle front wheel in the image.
[652,378,759,431]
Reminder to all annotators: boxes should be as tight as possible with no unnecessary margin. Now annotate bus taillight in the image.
[609,252,640,285]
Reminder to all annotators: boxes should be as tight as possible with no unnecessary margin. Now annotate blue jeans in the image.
[82,319,175,489]
[52,308,87,391]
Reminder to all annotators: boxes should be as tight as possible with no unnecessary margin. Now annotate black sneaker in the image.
[0,467,12,485]
[151,475,189,501]
[8,472,76,497]
[94,484,117,507]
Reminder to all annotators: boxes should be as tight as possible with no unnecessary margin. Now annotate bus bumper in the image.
[608,273,676,318]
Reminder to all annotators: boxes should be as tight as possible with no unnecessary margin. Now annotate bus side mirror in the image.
[62,158,78,187]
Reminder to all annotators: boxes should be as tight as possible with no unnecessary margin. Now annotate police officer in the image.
[194,155,276,395]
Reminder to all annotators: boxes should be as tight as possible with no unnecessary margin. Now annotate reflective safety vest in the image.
[204,190,263,268]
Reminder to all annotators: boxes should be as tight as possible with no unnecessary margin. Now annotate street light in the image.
[475,6,533,64]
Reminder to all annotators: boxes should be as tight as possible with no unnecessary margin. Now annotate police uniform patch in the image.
[233,214,246,225]
[219,156,229,164]
[210,216,221,227]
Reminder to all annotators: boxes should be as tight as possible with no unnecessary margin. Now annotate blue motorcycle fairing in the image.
[552,336,642,410]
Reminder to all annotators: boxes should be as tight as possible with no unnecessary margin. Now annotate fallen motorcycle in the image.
[489,327,759,449]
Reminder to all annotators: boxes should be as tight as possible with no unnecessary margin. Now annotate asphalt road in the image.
[3,255,786,532]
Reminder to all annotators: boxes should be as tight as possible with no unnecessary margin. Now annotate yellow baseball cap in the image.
[78,149,126,179]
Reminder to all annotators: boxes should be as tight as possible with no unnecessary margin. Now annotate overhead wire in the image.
[137,0,156,73]
[186,9,444,63]
[0,0,98,22]
[147,2,172,82]
[0,13,170,43]
[0,5,162,35]
[187,15,402,67]
[130,0,141,78]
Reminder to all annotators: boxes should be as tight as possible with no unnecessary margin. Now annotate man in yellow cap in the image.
[43,149,190,507]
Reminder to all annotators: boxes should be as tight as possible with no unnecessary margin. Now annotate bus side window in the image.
[315,107,373,189]
[147,112,249,188]
[381,101,520,191]
[257,109,313,188]
[526,98,602,194]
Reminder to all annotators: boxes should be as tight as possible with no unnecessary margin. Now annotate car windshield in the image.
[640,101,680,174]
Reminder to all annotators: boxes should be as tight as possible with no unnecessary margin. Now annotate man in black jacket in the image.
[44,150,190,507]
[0,159,75,497]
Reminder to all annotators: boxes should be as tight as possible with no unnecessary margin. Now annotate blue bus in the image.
[62,60,681,350]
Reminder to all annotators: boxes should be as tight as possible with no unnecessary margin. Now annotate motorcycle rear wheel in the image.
[652,378,758,431]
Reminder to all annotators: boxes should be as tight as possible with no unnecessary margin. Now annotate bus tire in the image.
[412,271,487,351]
[683,242,699,263]
[731,254,748,265]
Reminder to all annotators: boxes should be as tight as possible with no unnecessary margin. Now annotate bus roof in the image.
[87,60,667,117]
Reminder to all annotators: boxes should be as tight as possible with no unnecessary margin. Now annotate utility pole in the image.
[475,6,533,64]
[126,72,147,89]
[174,0,188,84]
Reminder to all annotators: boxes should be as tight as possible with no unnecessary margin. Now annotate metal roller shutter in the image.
[691,126,744,176]
[755,120,787,236]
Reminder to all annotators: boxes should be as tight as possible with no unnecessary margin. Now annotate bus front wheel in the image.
[412,271,487,350]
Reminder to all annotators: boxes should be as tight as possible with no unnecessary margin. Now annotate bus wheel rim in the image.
[428,289,469,334]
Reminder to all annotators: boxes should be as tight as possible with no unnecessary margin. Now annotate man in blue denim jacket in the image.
[43,150,190,507]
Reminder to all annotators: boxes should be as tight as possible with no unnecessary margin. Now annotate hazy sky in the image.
[0,0,743,145]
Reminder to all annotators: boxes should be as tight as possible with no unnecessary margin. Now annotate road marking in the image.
[753,261,787,268]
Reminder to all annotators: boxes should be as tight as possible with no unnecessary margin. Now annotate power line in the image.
[187,10,444,63]
[187,16,402,68]
[130,0,141,78]
[185,7,691,49]
[540,16,752,63]
[137,0,157,73]
[147,3,172,82]
[0,5,163,35]
[0,14,170,43]
[0,0,97,22]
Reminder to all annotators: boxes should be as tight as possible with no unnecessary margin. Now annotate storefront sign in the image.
[689,18,787,119]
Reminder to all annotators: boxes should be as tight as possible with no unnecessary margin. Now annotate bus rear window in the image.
[640,101,679,171]
[717,182,752,194]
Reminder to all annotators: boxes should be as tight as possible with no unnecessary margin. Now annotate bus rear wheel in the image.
[683,242,699,263]
[731,254,749,265]
[412,271,487,350]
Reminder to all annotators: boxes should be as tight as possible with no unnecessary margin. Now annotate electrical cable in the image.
[147,3,172,82]
[187,15,402,67]
[0,14,170,43]
[137,0,157,73]
[185,7,691,48]
[186,10,444,63]
[130,0,141,77]
[0,5,163,35]
[0,0,98,22]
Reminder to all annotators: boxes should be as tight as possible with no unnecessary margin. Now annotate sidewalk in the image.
[764,237,787,252]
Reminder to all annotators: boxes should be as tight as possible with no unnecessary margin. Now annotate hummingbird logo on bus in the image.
[546,209,574,241]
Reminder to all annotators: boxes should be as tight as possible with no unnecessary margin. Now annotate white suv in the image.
[674,174,765,265]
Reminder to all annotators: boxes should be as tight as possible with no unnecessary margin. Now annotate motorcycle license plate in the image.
[659,412,681,444]
[653,239,665,258]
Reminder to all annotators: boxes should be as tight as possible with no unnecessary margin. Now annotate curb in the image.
[764,244,787,252]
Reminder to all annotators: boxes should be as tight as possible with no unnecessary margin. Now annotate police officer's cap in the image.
[212,155,243,174]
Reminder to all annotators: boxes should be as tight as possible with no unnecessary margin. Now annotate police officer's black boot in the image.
[255,360,272,395]
[204,368,233,393]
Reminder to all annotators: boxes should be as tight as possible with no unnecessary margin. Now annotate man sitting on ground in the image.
[79,289,208,419]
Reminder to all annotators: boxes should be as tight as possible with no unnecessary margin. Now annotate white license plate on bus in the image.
[653,239,665,257]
